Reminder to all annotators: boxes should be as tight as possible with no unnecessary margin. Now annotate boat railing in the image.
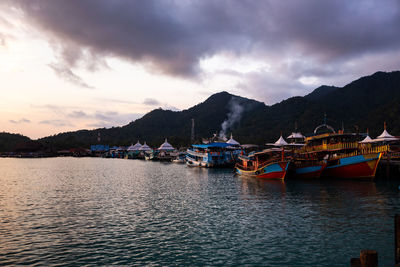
[235,163,255,171]
[187,149,207,157]
[299,142,359,153]
[187,149,229,157]
[359,145,389,155]
[326,145,388,160]
[236,156,279,171]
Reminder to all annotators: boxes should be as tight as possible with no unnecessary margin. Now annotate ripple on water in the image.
[0,158,399,266]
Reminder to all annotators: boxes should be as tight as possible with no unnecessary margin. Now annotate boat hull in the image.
[186,160,203,167]
[323,153,382,179]
[294,163,326,179]
[236,161,290,180]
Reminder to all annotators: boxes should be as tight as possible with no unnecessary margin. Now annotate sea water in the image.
[0,157,399,266]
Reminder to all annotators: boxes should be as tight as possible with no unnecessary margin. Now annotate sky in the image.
[1,0,400,139]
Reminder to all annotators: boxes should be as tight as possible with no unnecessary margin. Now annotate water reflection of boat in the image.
[236,148,290,179]
[237,174,287,199]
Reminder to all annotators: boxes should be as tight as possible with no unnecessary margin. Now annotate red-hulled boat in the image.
[296,123,388,180]
[235,148,290,179]
[292,159,327,179]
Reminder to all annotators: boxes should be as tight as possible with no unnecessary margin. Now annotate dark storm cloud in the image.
[6,0,400,100]
[12,0,400,72]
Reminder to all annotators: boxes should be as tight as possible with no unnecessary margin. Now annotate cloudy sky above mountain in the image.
[1,0,400,138]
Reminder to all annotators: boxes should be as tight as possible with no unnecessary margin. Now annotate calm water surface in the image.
[0,157,399,266]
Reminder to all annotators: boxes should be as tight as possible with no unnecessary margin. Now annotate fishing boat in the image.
[186,142,241,167]
[296,123,388,180]
[235,148,290,179]
[285,130,327,179]
[172,152,187,163]
[291,159,327,179]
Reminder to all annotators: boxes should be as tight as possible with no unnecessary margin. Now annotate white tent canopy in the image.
[158,138,175,150]
[378,129,394,138]
[359,135,373,143]
[375,123,399,142]
[377,129,398,140]
[139,142,152,151]
[226,134,240,145]
[266,135,288,146]
[127,141,142,151]
[287,132,305,140]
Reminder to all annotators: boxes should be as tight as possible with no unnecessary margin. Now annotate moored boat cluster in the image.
[236,123,397,180]
[91,123,399,180]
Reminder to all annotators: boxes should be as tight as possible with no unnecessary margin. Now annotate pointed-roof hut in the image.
[359,129,374,144]
[375,122,399,142]
[158,138,175,151]
[274,135,288,146]
[360,135,373,143]
[266,135,288,146]
[127,140,142,151]
[226,134,240,145]
[287,132,305,140]
[139,142,152,151]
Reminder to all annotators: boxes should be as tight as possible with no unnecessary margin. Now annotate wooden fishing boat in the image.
[186,142,241,168]
[323,153,382,179]
[295,123,388,180]
[291,159,327,179]
[235,148,290,179]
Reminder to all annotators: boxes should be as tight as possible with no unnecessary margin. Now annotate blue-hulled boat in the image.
[186,142,242,167]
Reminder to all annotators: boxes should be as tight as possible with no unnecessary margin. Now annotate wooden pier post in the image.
[351,251,378,267]
[396,214,400,265]
[360,250,378,267]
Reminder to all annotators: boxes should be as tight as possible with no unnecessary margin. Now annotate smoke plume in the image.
[219,97,244,140]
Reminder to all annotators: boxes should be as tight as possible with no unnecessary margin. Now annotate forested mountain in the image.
[39,92,264,149]
[236,71,400,143]
[2,71,400,152]
[0,132,31,152]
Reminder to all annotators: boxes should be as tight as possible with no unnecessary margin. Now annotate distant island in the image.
[1,70,400,154]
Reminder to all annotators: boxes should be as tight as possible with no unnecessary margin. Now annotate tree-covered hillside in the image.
[0,132,31,152]
[1,71,400,152]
